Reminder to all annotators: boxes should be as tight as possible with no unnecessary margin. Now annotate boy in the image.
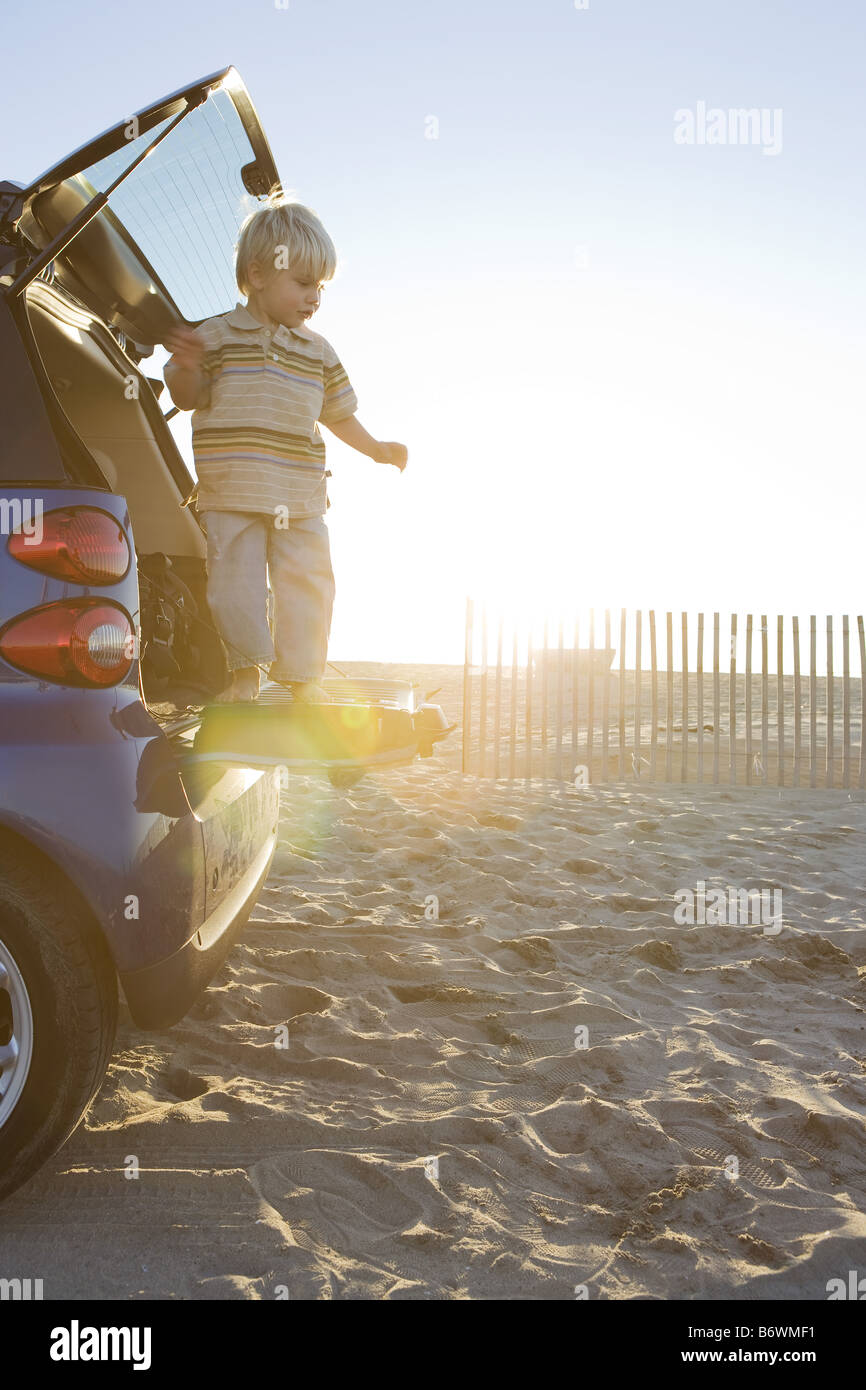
[162,199,407,703]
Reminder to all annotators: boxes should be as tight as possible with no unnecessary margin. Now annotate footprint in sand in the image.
[495,936,558,969]
[161,1067,210,1102]
[249,981,333,1023]
[738,1232,786,1267]
[627,940,681,971]
[563,858,622,881]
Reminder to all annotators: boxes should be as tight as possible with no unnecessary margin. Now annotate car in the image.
[0,67,451,1203]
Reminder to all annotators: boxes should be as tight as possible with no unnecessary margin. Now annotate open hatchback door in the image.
[3,67,278,345]
[0,68,454,779]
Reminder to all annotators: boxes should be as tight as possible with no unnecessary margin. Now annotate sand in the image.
[1,664,865,1300]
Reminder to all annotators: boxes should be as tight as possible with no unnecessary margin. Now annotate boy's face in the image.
[252,263,324,329]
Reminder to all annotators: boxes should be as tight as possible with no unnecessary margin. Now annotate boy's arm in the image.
[162,325,209,411]
[164,358,206,411]
[320,414,407,469]
[320,413,382,458]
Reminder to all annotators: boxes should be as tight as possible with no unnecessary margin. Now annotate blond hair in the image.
[234,197,338,295]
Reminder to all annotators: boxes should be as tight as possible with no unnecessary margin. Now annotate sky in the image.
[4,0,864,666]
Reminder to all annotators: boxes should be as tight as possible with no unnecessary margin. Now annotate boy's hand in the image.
[162,325,206,371]
[375,441,408,471]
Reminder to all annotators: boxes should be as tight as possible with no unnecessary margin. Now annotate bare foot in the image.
[232,667,261,701]
[214,667,261,703]
[214,678,237,703]
[290,680,331,704]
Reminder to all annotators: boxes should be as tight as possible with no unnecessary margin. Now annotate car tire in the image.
[0,844,117,1203]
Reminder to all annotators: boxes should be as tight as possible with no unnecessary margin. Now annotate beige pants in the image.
[202,510,335,683]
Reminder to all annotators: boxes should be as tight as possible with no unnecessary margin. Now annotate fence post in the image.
[777,615,784,787]
[571,614,580,774]
[602,609,611,781]
[681,612,689,782]
[479,603,488,779]
[760,614,769,786]
[730,614,738,785]
[810,616,817,789]
[842,615,851,790]
[666,612,674,781]
[508,624,518,781]
[745,614,753,786]
[540,619,549,781]
[525,628,533,785]
[619,609,627,779]
[462,597,473,776]
[858,615,866,791]
[586,610,595,780]
[649,610,658,781]
[697,612,704,785]
[556,617,564,783]
[634,610,642,779]
[826,616,834,789]
[713,613,720,785]
[793,616,801,788]
[493,613,503,781]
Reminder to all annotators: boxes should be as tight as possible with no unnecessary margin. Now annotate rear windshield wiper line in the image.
[3,92,207,301]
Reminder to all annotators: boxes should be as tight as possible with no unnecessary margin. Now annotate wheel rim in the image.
[0,939,34,1128]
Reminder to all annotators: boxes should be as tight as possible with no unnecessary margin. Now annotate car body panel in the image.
[0,478,278,1027]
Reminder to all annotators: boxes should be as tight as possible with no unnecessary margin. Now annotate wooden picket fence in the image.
[461,602,866,788]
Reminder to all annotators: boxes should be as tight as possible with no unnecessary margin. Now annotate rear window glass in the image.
[75,89,264,323]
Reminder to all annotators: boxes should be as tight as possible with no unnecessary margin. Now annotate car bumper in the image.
[119,827,277,1029]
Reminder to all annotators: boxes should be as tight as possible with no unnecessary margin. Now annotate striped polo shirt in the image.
[189,301,358,518]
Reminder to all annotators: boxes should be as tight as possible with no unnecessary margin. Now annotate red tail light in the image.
[0,600,135,687]
[7,506,130,583]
